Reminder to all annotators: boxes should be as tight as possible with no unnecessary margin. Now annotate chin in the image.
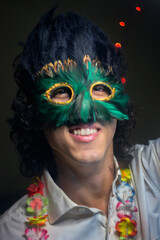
[73,149,105,165]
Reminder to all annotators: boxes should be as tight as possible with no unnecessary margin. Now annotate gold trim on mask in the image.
[36,55,114,78]
[44,83,74,104]
[90,81,116,101]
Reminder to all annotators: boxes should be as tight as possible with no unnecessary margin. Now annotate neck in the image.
[54,144,115,215]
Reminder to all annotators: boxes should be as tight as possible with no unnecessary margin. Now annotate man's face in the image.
[36,57,127,167]
[44,119,117,167]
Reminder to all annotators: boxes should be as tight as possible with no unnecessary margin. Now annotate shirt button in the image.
[78,208,86,213]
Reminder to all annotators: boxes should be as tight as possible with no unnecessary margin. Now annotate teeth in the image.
[78,130,81,135]
[86,128,90,135]
[74,130,78,135]
[73,128,97,136]
[81,129,85,135]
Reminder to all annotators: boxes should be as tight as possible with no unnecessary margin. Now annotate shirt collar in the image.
[112,156,121,195]
[42,157,121,225]
[42,170,77,224]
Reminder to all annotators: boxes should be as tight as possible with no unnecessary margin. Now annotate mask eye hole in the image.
[50,87,71,102]
[44,83,74,104]
[90,82,115,101]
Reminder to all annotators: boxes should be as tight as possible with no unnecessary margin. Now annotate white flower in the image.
[117,182,135,202]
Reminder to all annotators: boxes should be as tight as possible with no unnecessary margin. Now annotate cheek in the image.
[111,119,117,134]
[44,128,63,151]
[104,120,117,141]
[106,119,117,132]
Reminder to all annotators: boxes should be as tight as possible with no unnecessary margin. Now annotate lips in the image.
[68,124,101,142]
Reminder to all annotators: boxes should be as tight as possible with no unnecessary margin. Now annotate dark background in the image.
[0,0,160,214]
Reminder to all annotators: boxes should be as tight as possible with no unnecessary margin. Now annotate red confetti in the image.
[136,6,141,12]
[115,43,122,48]
[121,77,126,84]
[119,21,125,27]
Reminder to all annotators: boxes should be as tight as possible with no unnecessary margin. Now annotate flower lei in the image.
[115,169,138,240]
[25,177,49,240]
[24,169,137,239]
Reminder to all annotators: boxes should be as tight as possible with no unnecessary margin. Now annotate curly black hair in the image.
[9,7,135,179]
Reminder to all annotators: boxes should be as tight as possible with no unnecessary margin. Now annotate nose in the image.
[75,90,96,123]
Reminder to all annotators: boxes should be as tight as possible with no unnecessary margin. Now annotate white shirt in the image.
[0,138,160,240]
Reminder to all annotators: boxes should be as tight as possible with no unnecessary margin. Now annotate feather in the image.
[34,63,129,127]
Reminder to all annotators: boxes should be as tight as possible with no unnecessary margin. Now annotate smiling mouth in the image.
[70,128,99,136]
[69,123,101,137]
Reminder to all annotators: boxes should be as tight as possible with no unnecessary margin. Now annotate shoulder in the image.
[0,195,27,240]
[131,138,160,190]
[133,138,160,168]
[134,138,160,157]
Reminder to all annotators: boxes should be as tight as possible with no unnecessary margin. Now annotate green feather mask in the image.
[34,57,129,127]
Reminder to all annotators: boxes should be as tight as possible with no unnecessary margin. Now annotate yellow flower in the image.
[27,215,48,226]
[115,217,137,238]
[120,169,131,182]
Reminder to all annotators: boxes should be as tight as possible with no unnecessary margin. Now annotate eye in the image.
[90,82,115,101]
[50,87,71,102]
[44,83,74,104]
[92,85,111,98]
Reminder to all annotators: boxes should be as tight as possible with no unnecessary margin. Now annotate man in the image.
[0,7,160,240]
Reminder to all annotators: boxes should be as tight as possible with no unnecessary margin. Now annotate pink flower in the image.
[30,197,42,211]
[27,194,48,215]
[25,227,49,240]
[116,201,138,219]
